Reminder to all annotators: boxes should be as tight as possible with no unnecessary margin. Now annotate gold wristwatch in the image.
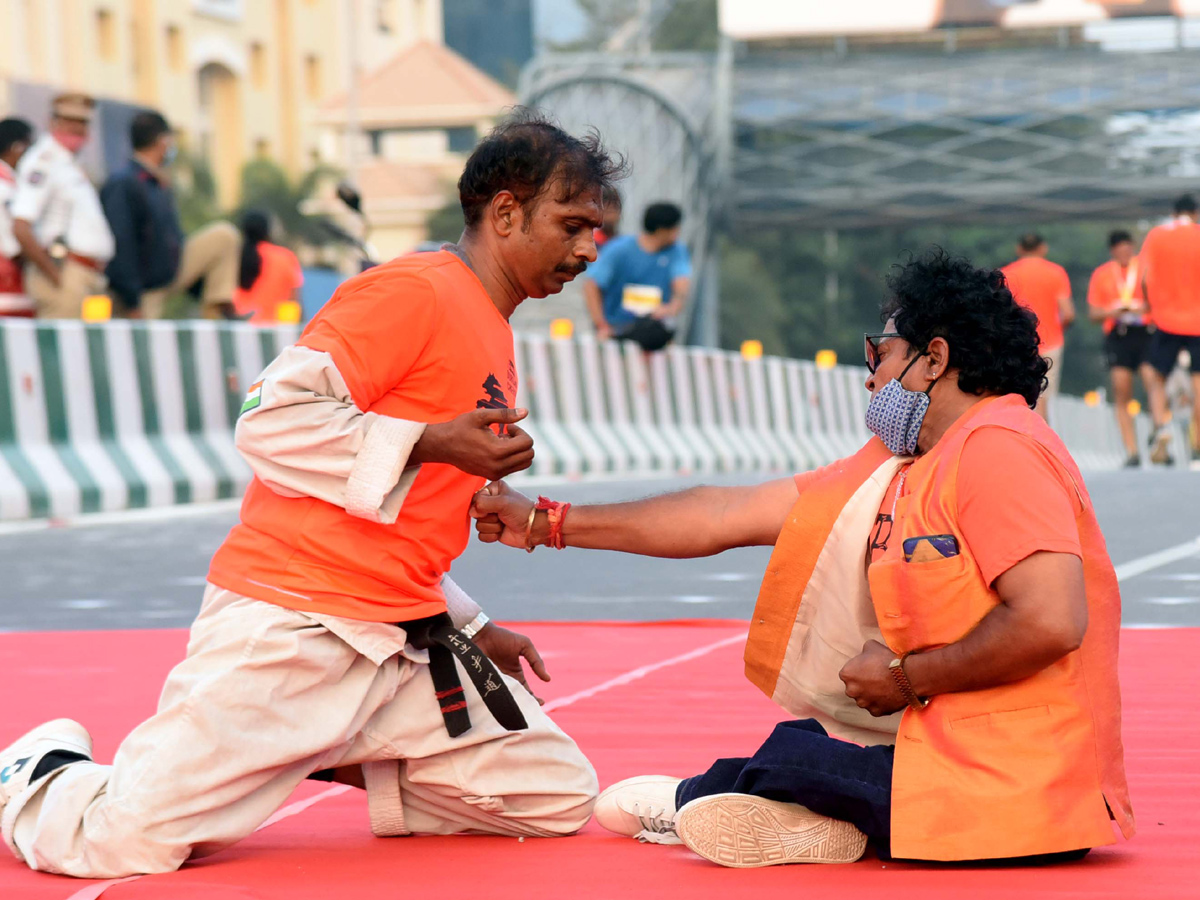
[889,653,928,710]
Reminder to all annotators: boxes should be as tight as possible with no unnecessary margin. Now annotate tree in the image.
[172,148,220,235]
[719,243,788,356]
[235,158,341,247]
[426,194,466,244]
[653,0,718,52]
[721,220,1124,396]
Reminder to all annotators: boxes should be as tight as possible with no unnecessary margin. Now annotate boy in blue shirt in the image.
[583,201,691,347]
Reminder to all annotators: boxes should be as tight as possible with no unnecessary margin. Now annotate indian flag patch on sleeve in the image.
[240,381,264,416]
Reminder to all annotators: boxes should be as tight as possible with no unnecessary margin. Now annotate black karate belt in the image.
[404,613,528,738]
[306,614,529,780]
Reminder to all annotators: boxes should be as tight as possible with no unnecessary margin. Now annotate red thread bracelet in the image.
[535,496,571,550]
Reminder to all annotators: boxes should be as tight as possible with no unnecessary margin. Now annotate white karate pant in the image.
[6,587,597,878]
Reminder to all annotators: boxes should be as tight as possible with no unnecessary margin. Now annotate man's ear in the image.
[926,336,950,381]
[489,190,519,237]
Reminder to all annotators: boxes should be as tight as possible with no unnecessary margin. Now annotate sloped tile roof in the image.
[320,40,515,128]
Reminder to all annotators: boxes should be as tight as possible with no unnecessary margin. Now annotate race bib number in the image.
[621,283,663,317]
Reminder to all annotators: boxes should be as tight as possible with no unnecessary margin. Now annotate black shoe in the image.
[1123,454,1140,468]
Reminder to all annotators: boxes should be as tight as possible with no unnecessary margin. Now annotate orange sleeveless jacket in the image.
[745,395,1134,860]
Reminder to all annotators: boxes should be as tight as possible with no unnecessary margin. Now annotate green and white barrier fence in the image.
[0,320,1159,521]
[0,319,298,520]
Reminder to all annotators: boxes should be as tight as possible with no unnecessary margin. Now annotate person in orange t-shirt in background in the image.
[1140,194,1200,467]
[1001,233,1075,421]
[0,111,626,880]
[1087,229,1165,466]
[232,210,303,324]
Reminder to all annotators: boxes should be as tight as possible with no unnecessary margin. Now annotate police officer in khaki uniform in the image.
[11,93,115,319]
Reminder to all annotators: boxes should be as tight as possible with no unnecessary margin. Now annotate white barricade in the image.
[764,356,816,471]
[0,320,1145,521]
[736,354,791,472]
[717,352,776,471]
[518,335,586,478]
[621,342,684,473]
[650,349,718,474]
[690,348,759,471]
[784,360,839,466]
[0,319,296,521]
[599,339,659,474]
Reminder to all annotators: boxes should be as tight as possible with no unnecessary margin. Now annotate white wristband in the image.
[460,611,490,639]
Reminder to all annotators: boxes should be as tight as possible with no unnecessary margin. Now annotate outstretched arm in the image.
[471,476,800,558]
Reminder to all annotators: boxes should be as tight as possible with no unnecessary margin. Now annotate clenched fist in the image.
[838,640,908,718]
[470,480,539,549]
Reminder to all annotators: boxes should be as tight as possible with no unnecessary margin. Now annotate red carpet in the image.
[0,623,1196,900]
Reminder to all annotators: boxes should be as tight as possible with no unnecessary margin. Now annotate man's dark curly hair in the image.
[458,107,627,229]
[880,249,1050,408]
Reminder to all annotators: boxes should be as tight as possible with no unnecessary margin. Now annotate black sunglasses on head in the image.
[864,332,901,374]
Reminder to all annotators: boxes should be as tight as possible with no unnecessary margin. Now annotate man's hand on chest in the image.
[410,406,535,481]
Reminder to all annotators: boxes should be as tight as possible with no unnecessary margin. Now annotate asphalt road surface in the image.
[0,470,1197,633]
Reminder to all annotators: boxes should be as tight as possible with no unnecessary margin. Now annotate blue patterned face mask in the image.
[864,353,934,455]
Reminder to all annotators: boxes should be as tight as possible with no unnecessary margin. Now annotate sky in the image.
[532,0,588,48]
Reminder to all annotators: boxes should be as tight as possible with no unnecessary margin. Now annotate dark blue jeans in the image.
[676,719,897,856]
[676,718,1091,864]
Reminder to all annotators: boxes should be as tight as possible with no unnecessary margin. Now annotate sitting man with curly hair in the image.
[471,249,1136,868]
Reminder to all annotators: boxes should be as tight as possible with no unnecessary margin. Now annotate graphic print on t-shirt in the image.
[476,360,519,412]
[477,373,509,411]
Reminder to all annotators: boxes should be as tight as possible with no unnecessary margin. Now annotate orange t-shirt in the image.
[795,418,1082,579]
[1087,258,1149,335]
[1140,218,1200,336]
[208,251,518,622]
[233,242,304,324]
[1000,257,1072,352]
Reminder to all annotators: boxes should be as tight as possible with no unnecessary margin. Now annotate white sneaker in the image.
[593,775,683,844]
[1149,429,1174,466]
[675,793,868,867]
[0,719,93,859]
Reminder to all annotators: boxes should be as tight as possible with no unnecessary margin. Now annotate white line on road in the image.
[542,631,747,714]
[1114,535,1200,583]
[57,599,111,610]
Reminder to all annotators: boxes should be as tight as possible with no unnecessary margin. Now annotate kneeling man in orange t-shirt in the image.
[0,111,625,879]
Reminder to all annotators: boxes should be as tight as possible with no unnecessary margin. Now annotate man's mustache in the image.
[556,262,588,277]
